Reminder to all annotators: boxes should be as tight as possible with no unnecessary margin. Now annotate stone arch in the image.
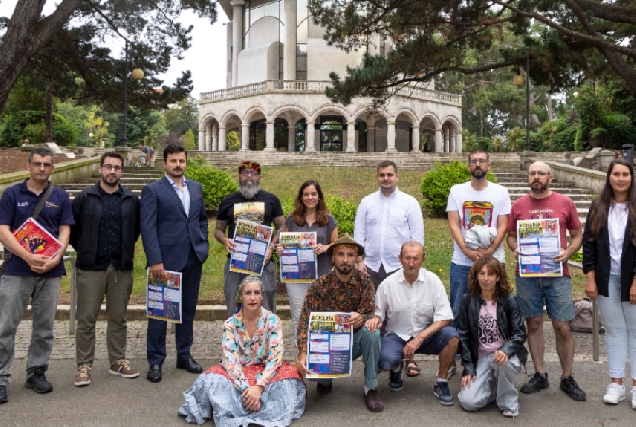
[220,109,243,129]
[441,115,462,153]
[441,114,462,132]
[243,106,267,124]
[419,113,442,130]
[391,107,418,126]
[199,113,219,131]
[269,104,310,122]
[352,105,388,122]
[309,104,351,123]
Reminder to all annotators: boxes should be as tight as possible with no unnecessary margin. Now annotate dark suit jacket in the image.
[140,176,209,272]
[582,202,636,302]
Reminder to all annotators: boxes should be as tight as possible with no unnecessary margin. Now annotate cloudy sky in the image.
[0,1,229,97]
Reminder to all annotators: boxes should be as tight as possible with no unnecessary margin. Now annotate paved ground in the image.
[2,320,633,427]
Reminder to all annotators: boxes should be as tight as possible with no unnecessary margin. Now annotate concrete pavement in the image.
[1,320,632,427]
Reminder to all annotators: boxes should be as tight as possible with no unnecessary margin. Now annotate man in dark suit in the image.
[140,145,209,383]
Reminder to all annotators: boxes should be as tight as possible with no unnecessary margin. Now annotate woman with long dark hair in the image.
[277,180,338,351]
[583,158,636,407]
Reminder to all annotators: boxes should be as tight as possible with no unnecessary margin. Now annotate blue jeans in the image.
[378,328,459,370]
[596,274,636,379]
[515,275,574,321]
[316,326,381,389]
[449,263,471,328]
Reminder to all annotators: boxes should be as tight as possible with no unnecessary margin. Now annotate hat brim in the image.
[326,242,365,257]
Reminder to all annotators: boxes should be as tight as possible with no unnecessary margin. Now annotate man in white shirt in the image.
[354,160,424,290]
[366,242,458,406]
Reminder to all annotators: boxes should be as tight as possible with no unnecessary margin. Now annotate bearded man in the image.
[215,161,285,317]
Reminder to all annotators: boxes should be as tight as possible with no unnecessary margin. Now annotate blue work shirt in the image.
[0,180,74,277]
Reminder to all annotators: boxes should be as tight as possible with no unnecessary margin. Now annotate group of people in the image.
[0,146,632,425]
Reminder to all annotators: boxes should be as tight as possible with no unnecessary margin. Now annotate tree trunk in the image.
[45,84,53,142]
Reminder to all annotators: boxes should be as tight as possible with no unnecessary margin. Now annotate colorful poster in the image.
[279,232,318,283]
[146,269,183,323]
[517,218,563,277]
[306,312,352,379]
[230,219,273,276]
[12,217,63,257]
[462,201,494,229]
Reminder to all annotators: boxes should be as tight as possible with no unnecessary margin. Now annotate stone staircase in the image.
[57,167,163,200]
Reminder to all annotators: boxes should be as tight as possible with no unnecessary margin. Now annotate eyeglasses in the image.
[30,162,53,168]
[240,170,260,176]
[102,165,123,172]
[468,159,488,165]
[527,171,549,176]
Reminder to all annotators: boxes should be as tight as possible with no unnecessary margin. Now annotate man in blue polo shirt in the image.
[0,147,74,404]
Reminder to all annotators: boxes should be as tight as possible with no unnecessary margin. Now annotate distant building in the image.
[198,0,463,153]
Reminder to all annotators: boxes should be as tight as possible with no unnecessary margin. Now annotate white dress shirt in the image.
[354,188,424,272]
[375,268,453,341]
[165,174,190,217]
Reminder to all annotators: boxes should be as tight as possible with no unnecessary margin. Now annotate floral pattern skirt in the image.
[179,362,306,426]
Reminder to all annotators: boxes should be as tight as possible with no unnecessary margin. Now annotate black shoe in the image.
[25,367,53,394]
[176,358,202,373]
[560,375,587,401]
[147,364,162,383]
[520,372,549,394]
[0,385,7,404]
[316,381,333,395]
[389,367,404,391]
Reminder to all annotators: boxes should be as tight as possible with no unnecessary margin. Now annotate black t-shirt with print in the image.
[216,190,283,239]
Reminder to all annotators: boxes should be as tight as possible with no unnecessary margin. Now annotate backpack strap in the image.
[32,184,55,220]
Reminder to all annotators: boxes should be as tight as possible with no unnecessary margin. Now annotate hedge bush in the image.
[281,195,357,235]
[420,160,498,217]
[184,156,238,209]
[0,111,78,147]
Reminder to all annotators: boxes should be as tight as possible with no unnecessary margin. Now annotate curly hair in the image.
[467,256,511,300]
[291,180,330,227]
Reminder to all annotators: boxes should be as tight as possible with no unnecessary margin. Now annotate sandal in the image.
[405,360,420,377]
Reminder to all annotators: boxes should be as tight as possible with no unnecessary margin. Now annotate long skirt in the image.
[179,362,306,426]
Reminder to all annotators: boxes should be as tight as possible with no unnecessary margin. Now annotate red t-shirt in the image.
[508,192,581,277]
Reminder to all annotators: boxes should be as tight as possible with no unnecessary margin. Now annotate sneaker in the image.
[433,381,454,406]
[109,360,140,378]
[447,362,458,380]
[560,375,586,401]
[603,383,626,404]
[0,385,7,404]
[74,365,91,387]
[389,367,404,391]
[631,386,636,409]
[25,367,53,394]
[520,372,549,394]
[502,408,519,418]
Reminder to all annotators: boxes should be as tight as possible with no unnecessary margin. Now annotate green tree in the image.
[164,96,199,136]
[227,131,240,151]
[183,129,196,150]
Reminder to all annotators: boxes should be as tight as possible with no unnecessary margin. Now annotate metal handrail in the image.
[63,255,77,335]
[593,299,599,362]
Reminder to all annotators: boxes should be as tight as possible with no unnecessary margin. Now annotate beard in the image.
[530,181,549,193]
[470,168,486,179]
[239,182,260,199]
[334,263,354,275]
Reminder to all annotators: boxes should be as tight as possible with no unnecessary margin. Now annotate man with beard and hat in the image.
[446,149,511,378]
[215,161,285,318]
[506,161,585,402]
[296,233,383,412]
[70,152,141,387]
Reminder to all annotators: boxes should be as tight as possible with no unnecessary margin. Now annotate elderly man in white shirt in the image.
[354,160,424,290]
[366,241,459,406]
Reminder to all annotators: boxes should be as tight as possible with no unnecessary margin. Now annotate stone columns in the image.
[219,127,227,151]
[385,121,397,153]
[346,122,356,152]
[444,128,450,152]
[205,131,212,151]
[287,124,296,152]
[198,130,205,150]
[231,0,245,87]
[435,129,443,152]
[283,0,297,80]
[411,127,420,152]
[264,121,276,152]
[367,126,375,152]
[305,122,316,152]
[450,129,456,153]
[455,131,463,153]
[212,132,218,151]
[241,123,250,151]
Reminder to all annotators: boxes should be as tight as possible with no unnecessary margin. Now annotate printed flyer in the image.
[12,217,63,258]
[146,269,183,323]
[279,232,318,283]
[230,219,273,276]
[306,312,352,379]
[517,218,563,277]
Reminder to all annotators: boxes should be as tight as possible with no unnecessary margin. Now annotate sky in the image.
[0,1,229,98]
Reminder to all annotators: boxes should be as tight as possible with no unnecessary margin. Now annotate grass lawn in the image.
[58,166,586,302]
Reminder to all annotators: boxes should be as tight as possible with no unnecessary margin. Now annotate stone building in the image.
[198,0,463,153]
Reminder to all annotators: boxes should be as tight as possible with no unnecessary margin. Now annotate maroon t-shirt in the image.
[508,192,581,277]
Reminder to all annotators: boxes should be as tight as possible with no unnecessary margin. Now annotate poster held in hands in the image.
[279,232,318,283]
[306,312,352,379]
[146,269,183,323]
[230,219,273,276]
[12,217,63,257]
[517,218,563,277]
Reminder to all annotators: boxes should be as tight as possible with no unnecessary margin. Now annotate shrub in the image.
[0,111,78,147]
[281,195,357,235]
[184,160,238,209]
[420,160,498,217]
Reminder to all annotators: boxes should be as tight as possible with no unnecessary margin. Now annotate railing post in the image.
[64,255,77,335]
[592,299,599,362]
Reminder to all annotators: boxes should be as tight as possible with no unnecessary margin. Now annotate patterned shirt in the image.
[222,308,283,391]
[95,185,122,270]
[297,268,375,353]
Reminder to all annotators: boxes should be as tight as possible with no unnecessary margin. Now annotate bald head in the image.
[400,241,424,257]
[529,161,552,175]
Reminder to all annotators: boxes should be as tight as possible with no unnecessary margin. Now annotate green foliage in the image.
[164,97,199,136]
[0,110,77,147]
[530,117,577,152]
[184,160,238,209]
[420,161,497,218]
[227,131,240,151]
[183,129,196,150]
[281,195,358,235]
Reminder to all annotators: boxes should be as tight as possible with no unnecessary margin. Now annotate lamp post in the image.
[119,40,144,147]
[513,47,531,151]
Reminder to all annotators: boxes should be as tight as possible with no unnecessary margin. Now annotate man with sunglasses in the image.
[215,161,285,317]
[70,152,141,387]
[446,150,511,378]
